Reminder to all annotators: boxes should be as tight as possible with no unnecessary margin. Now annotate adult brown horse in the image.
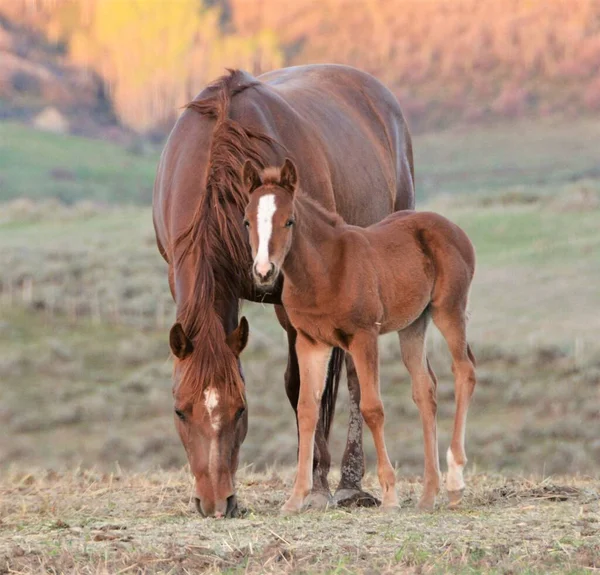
[152,64,414,517]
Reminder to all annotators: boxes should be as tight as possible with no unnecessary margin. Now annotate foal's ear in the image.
[226,316,249,357]
[279,158,298,195]
[169,323,193,359]
[242,160,262,194]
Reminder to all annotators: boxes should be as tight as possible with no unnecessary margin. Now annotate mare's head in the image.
[170,316,249,518]
[242,159,299,288]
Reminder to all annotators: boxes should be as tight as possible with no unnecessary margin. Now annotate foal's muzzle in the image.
[253,262,277,286]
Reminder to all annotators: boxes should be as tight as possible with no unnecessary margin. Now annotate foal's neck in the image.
[282,196,342,290]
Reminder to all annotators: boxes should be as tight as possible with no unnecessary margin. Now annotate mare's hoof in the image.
[447,488,465,509]
[303,490,333,511]
[333,488,381,508]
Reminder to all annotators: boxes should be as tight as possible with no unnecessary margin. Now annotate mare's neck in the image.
[281,196,342,294]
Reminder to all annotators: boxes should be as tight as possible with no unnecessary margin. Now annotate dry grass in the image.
[1,469,599,574]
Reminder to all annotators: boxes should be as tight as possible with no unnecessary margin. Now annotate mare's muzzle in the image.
[194,494,239,518]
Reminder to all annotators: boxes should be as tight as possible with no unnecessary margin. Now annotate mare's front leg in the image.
[349,331,398,510]
[334,355,381,507]
[282,334,333,514]
[275,306,333,508]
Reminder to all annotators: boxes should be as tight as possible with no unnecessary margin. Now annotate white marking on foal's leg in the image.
[204,388,221,432]
[255,194,277,275]
[446,447,465,492]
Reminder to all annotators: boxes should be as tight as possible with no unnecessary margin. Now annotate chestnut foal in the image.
[243,159,477,513]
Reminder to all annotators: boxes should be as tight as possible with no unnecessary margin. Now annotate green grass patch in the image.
[0,122,158,204]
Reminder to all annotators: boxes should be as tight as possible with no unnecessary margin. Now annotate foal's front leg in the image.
[349,331,398,510]
[281,334,333,514]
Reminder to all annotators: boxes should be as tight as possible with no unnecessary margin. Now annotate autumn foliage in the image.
[3,0,600,133]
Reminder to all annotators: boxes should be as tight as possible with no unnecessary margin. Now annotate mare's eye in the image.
[284,219,295,228]
[174,409,186,422]
[243,220,250,228]
[235,406,246,422]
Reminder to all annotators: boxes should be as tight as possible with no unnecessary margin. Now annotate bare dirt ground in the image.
[1,469,598,574]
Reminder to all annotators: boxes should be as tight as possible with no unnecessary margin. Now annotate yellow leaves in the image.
[35,0,285,131]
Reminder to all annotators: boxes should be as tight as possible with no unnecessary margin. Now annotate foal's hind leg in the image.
[399,311,441,511]
[430,305,477,508]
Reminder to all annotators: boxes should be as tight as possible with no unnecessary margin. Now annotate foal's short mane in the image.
[174,69,279,402]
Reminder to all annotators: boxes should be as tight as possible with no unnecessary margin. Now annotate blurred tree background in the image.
[2,0,600,136]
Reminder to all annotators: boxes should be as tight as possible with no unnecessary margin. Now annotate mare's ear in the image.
[279,158,298,195]
[226,316,249,357]
[242,160,262,194]
[169,323,193,359]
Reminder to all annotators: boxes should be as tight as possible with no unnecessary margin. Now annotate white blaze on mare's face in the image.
[255,194,277,275]
[204,388,220,432]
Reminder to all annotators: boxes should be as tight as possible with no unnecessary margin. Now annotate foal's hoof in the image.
[417,495,436,512]
[303,490,333,511]
[280,499,303,516]
[333,488,381,508]
[447,488,465,509]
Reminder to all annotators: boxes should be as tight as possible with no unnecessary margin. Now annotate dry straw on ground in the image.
[1,468,598,574]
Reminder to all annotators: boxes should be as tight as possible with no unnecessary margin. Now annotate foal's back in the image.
[339,211,475,332]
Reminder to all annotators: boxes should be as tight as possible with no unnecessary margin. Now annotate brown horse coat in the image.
[243,160,477,512]
[152,65,414,517]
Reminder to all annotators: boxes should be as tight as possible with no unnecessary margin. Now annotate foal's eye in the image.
[235,406,246,422]
[174,409,186,422]
[243,220,250,228]
[284,219,295,228]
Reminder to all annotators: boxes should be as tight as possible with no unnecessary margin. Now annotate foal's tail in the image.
[467,344,477,367]
[320,347,345,441]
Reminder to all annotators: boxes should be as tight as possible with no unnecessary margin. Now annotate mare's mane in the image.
[174,69,279,402]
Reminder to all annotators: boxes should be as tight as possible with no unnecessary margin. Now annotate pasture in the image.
[1,121,599,573]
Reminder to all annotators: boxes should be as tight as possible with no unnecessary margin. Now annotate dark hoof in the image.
[333,488,381,508]
[303,490,333,511]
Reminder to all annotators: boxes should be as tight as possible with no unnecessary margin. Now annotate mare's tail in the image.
[320,347,344,441]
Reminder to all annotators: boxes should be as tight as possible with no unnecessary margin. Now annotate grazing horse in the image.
[153,65,414,517]
[243,159,477,513]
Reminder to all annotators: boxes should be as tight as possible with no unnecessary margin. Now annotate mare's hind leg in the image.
[399,311,441,511]
[349,331,398,510]
[333,354,380,508]
[275,305,332,508]
[430,304,477,508]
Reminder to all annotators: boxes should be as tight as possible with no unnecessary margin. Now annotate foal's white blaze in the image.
[255,194,277,276]
[204,388,220,432]
[446,448,465,492]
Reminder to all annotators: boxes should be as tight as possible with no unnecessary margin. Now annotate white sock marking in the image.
[255,194,277,274]
[446,447,465,492]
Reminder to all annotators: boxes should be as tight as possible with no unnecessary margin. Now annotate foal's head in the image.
[242,159,299,288]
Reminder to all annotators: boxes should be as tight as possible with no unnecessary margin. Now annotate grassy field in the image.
[1,120,600,573]
[0,123,158,204]
[1,469,598,574]
[4,118,600,203]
